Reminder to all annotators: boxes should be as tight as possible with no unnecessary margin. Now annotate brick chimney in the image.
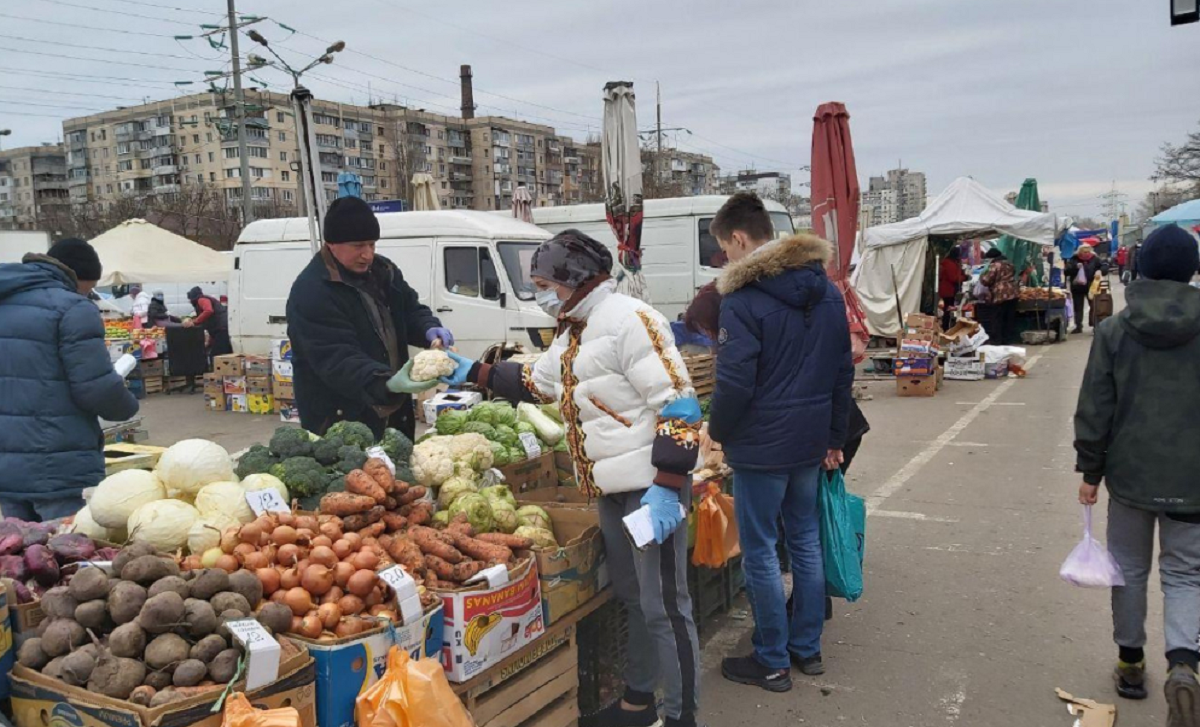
[460,65,475,120]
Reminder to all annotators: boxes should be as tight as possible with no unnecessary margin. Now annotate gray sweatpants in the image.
[1108,498,1200,657]
[598,490,700,720]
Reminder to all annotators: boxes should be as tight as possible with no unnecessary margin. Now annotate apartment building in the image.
[561,139,602,205]
[0,144,69,230]
[719,169,791,199]
[657,149,720,196]
[866,167,926,223]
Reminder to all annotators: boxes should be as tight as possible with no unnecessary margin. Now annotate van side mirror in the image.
[498,291,507,309]
[483,278,500,300]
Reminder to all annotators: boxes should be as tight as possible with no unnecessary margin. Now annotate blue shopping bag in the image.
[818,469,866,602]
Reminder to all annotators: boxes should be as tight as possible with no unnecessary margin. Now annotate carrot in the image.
[402,500,433,526]
[447,512,474,537]
[409,526,464,563]
[383,496,398,510]
[446,531,512,564]
[320,492,376,517]
[357,522,386,539]
[382,512,407,532]
[345,469,387,503]
[423,554,456,581]
[387,536,426,574]
[449,561,485,582]
[396,487,426,506]
[342,505,384,531]
[476,533,534,550]
[362,459,396,494]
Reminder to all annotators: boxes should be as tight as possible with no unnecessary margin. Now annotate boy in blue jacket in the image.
[708,193,854,692]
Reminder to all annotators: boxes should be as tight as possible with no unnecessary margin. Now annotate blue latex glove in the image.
[661,396,702,424]
[439,350,475,386]
[641,485,685,544]
[426,327,454,347]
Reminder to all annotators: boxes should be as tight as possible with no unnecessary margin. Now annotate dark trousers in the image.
[1071,289,1088,331]
[977,300,1018,345]
[941,296,956,330]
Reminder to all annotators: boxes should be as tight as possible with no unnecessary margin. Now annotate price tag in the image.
[245,488,289,516]
[466,563,509,589]
[397,595,424,626]
[518,432,541,461]
[226,618,280,690]
[79,561,113,574]
[377,565,418,602]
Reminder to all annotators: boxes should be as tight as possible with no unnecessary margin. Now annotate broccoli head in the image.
[268,456,328,496]
[325,420,375,449]
[335,445,369,474]
[395,463,415,486]
[380,427,413,465]
[312,435,346,466]
[236,445,279,479]
[269,426,314,458]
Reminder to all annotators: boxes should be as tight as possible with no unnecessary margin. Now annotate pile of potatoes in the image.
[15,542,294,707]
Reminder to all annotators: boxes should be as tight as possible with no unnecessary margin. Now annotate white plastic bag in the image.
[1059,505,1125,588]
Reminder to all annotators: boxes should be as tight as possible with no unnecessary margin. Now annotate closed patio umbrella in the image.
[512,185,534,223]
[410,173,440,211]
[602,81,648,302]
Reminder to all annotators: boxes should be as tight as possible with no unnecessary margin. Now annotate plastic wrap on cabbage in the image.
[492,424,519,448]
[461,421,496,440]
[489,441,510,467]
[448,493,494,534]
[491,402,518,427]
[434,409,469,436]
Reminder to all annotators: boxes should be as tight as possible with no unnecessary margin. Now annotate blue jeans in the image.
[734,465,824,669]
[0,496,85,523]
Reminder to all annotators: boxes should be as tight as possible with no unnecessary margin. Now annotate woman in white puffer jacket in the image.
[443,230,703,727]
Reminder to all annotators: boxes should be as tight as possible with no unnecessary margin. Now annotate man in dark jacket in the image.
[286,197,451,440]
[1065,244,1107,333]
[1074,224,1200,721]
[0,239,140,521]
[707,193,854,692]
[184,285,232,356]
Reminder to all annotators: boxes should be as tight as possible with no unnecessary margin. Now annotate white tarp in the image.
[91,219,232,286]
[854,177,1068,337]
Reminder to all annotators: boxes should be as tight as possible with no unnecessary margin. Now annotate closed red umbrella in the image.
[811,102,870,361]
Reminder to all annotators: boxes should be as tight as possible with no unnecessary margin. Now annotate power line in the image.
[0,85,147,102]
[0,32,220,61]
[101,0,223,16]
[0,99,106,111]
[0,47,214,75]
[33,0,198,26]
[0,66,186,86]
[0,110,80,118]
[0,11,179,37]
[683,129,806,170]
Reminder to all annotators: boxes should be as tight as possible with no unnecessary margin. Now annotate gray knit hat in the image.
[530,229,613,288]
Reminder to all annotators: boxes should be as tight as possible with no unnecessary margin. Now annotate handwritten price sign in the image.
[245,488,288,516]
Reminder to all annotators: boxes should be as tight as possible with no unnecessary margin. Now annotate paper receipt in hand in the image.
[623,504,689,549]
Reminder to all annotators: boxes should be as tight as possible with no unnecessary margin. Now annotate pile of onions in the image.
[184,512,398,639]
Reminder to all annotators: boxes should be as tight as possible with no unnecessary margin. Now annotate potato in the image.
[143,669,172,690]
[112,542,157,576]
[129,685,157,706]
[182,599,217,639]
[121,555,176,586]
[188,569,230,601]
[189,633,227,663]
[170,659,206,687]
[40,587,78,621]
[17,638,49,670]
[145,633,189,670]
[74,599,111,632]
[68,567,110,602]
[42,656,66,681]
[227,570,264,609]
[88,654,146,699]
[107,580,148,625]
[137,591,185,635]
[59,649,97,687]
[148,576,190,600]
[256,602,293,636]
[150,688,185,708]
[41,620,86,658]
[208,649,240,684]
[108,622,148,659]
[215,610,246,641]
[209,591,252,616]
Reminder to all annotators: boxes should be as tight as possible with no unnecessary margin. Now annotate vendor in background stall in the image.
[286,196,451,440]
[976,248,1019,345]
[146,290,179,327]
[938,247,968,330]
[184,285,233,356]
[1065,244,1107,334]
[129,284,151,326]
[438,230,703,727]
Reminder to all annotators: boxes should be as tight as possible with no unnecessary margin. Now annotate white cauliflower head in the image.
[410,350,458,382]
[412,436,456,486]
[449,433,495,472]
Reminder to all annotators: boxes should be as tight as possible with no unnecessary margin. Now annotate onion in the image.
[290,616,302,633]
[233,542,257,559]
[362,537,379,549]
[201,547,224,568]
[239,522,263,545]
[276,512,295,526]
[242,551,270,570]
[300,564,334,596]
[346,570,376,598]
[220,527,240,554]
[283,587,314,617]
[215,554,240,573]
[280,567,301,590]
[352,550,379,571]
[295,528,316,543]
[294,515,318,532]
[342,533,363,551]
[364,586,383,608]
[271,525,298,545]
[334,617,363,638]
[254,514,276,532]
[332,539,353,560]
[256,567,281,595]
[298,614,323,639]
[310,535,333,549]
[320,586,344,605]
[319,522,342,540]
[338,594,365,616]
[309,546,338,569]
[270,590,288,604]
[373,609,398,623]
[317,602,342,630]
[181,555,202,571]
[333,561,356,589]
[276,544,302,565]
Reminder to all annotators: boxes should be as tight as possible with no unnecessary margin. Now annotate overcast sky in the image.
[1,0,1195,218]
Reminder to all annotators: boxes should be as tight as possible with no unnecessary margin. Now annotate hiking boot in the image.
[793,653,826,676]
[588,701,661,727]
[721,654,792,692]
[1165,664,1200,727]
[1114,660,1147,700]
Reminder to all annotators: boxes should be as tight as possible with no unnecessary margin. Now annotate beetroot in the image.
[94,547,120,562]
[0,534,23,556]
[48,534,95,563]
[10,580,33,604]
[0,554,28,581]
[19,523,53,548]
[23,544,59,587]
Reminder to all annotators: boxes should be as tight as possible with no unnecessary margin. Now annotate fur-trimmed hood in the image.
[716,233,833,309]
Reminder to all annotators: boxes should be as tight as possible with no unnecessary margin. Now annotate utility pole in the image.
[656,82,663,189]
[227,0,254,227]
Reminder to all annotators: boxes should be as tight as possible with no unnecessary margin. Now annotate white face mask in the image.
[535,288,563,316]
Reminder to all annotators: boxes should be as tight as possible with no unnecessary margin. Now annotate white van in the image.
[529,195,794,320]
[230,211,556,359]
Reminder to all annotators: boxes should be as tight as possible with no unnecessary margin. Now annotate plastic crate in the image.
[578,599,630,724]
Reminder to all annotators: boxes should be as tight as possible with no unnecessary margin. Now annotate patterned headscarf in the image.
[530,229,613,289]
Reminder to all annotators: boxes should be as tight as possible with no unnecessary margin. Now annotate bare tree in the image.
[1153,119,1200,192]
[1136,186,1193,221]
[640,146,687,200]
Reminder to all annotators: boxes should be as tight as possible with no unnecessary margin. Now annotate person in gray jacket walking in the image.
[1074,223,1200,725]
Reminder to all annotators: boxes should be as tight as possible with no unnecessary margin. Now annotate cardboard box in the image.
[202,373,223,394]
[296,604,443,727]
[248,393,275,415]
[422,390,482,426]
[139,359,165,378]
[896,375,937,398]
[272,359,294,383]
[893,357,935,377]
[498,451,558,494]
[246,375,273,394]
[11,640,315,727]
[518,504,604,625]
[271,338,293,361]
[945,355,985,381]
[226,393,249,413]
[222,376,247,395]
[243,355,271,376]
[212,353,244,377]
[0,581,14,699]
[204,392,226,412]
[438,558,544,682]
[273,379,295,401]
[898,338,937,356]
[946,328,989,355]
[985,361,1009,379]
[278,400,300,424]
[905,313,937,329]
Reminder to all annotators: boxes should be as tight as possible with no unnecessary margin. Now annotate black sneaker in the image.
[721,654,792,692]
[1114,660,1147,700]
[1165,664,1200,727]
[588,701,661,727]
[793,653,825,676]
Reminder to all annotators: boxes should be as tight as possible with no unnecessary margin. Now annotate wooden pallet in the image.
[103,443,166,475]
[458,627,579,727]
[683,352,714,397]
[142,376,164,394]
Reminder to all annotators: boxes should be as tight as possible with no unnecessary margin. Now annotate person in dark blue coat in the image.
[0,239,139,521]
[707,193,854,693]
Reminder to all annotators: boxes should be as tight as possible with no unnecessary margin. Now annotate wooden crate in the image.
[682,352,715,397]
[457,626,579,727]
[142,376,164,395]
[103,443,167,476]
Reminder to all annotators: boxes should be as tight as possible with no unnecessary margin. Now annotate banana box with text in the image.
[438,558,544,682]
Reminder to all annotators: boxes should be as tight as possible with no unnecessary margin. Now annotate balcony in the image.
[450,155,472,165]
[564,156,580,165]
[153,164,177,176]
[451,173,471,182]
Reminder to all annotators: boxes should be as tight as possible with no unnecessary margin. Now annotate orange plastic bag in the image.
[222,693,301,727]
[355,646,475,727]
[692,482,740,568]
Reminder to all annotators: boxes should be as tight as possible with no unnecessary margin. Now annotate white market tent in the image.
[91,218,232,287]
[852,177,1069,337]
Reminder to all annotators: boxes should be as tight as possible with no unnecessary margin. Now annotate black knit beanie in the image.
[1140,225,1200,283]
[47,238,102,282]
[324,196,380,244]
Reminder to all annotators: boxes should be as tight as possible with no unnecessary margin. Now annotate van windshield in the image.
[770,212,795,238]
[497,242,540,301]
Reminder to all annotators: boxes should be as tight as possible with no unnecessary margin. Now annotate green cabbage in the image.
[489,441,510,467]
[517,403,564,445]
[461,421,497,440]
[508,446,527,464]
[493,424,519,447]
[491,402,518,427]
[514,525,558,549]
[480,484,516,509]
[516,505,552,530]
[432,510,450,527]
[435,409,470,436]
[514,422,536,436]
[449,493,494,534]
[491,501,518,534]
[437,477,479,509]
[467,402,498,425]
